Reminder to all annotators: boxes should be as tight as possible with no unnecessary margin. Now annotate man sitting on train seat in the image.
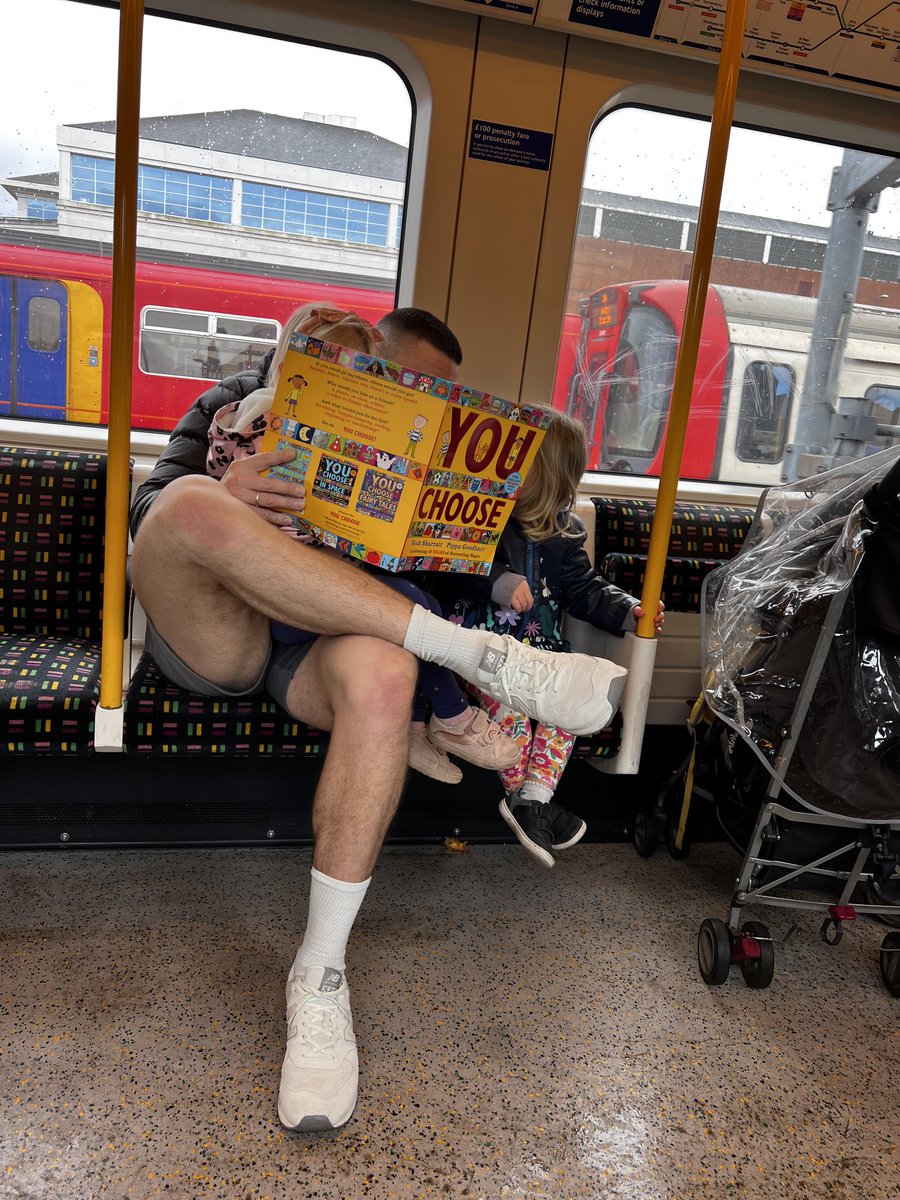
[128,306,627,1134]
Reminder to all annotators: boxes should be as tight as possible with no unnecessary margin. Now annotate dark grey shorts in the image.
[143,618,317,708]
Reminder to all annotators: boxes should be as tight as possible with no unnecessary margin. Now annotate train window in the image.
[865,384,900,452]
[603,306,677,463]
[560,107,900,483]
[139,307,281,382]
[1,0,411,432]
[27,297,61,352]
[736,362,795,463]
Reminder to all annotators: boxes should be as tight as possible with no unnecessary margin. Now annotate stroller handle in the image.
[871,455,900,505]
[864,453,900,520]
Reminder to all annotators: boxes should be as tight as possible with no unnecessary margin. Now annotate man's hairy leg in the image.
[131,476,414,689]
[280,635,416,881]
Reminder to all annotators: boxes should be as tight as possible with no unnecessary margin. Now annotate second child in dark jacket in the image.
[436,408,665,868]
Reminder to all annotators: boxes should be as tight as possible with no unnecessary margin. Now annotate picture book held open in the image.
[259,331,550,574]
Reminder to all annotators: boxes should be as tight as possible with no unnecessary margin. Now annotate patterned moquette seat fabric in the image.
[123,654,330,757]
[0,447,106,754]
[592,498,754,612]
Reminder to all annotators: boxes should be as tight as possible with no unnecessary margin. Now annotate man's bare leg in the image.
[281,634,415,881]
[132,476,414,688]
[273,634,415,1133]
[133,474,625,733]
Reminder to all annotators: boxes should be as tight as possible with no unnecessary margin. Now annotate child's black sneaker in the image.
[499,792,555,868]
[548,803,587,851]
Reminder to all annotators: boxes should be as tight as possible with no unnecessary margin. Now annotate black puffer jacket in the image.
[431,515,638,652]
[129,356,271,537]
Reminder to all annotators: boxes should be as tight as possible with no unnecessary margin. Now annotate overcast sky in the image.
[2,0,898,240]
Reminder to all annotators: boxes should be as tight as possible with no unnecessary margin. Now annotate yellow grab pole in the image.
[97,0,144,727]
[635,0,749,639]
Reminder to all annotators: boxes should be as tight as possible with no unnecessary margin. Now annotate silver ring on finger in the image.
[255,490,261,505]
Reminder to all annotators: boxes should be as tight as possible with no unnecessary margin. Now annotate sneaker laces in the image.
[498,648,559,703]
[287,980,342,1060]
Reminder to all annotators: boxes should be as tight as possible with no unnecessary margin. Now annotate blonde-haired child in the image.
[205,303,519,783]
[438,408,664,866]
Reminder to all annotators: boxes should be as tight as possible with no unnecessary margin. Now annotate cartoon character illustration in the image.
[405,413,429,457]
[433,380,450,400]
[438,429,451,463]
[509,406,521,422]
[375,451,396,471]
[384,362,402,383]
[284,374,307,415]
[503,435,525,471]
[364,358,386,378]
[306,339,323,358]
[358,444,377,465]
[392,457,409,477]
[416,375,435,393]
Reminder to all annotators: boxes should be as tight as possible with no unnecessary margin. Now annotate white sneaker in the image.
[474,636,628,737]
[278,964,358,1132]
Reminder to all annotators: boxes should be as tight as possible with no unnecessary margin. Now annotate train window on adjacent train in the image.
[562,106,900,482]
[866,385,900,452]
[603,306,677,461]
[736,362,795,463]
[139,307,281,382]
[27,297,62,353]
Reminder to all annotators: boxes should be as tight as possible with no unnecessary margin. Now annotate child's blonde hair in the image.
[514,408,587,542]
[267,302,383,385]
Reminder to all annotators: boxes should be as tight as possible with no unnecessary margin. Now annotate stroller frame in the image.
[643,544,900,993]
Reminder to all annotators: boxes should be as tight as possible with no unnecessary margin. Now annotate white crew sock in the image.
[403,604,499,680]
[519,781,553,805]
[293,867,371,974]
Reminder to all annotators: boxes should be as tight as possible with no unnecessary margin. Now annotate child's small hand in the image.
[632,601,665,634]
[508,580,534,612]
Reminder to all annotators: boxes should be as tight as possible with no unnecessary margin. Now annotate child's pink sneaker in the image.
[408,723,463,785]
[427,707,520,770]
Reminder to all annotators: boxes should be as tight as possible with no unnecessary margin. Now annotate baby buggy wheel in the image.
[632,808,660,858]
[738,921,775,989]
[879,932,900,997]
[698,918,732,985]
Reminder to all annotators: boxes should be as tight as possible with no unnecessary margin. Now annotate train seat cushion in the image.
[571,709,623,760]
[0,446,107,641]
[592,498,754,562]
[598,552,725,613]
[0,634,102,754]
[123,654,330,757]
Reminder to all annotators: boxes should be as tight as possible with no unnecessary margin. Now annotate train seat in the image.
[122,654,330,757]
[0,446,108,755]
[591,497,754,612]
[562,496,755,732]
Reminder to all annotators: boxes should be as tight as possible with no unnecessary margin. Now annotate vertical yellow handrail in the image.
[635,0,749,639]
[98,0,144,720]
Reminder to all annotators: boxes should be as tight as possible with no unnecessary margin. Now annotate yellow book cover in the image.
[259,332,550,574]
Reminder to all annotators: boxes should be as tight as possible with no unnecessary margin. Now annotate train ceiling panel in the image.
[409,0,900,107]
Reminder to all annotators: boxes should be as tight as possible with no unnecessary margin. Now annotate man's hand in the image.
[508,579,534,612]
[220,449,305,527]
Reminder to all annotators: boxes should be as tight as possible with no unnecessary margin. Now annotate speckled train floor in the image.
[0,842,897,1200]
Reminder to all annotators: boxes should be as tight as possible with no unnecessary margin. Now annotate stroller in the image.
[644,447,900,994]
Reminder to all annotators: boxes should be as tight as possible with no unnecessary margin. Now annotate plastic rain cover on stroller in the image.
[702,445,900,825]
